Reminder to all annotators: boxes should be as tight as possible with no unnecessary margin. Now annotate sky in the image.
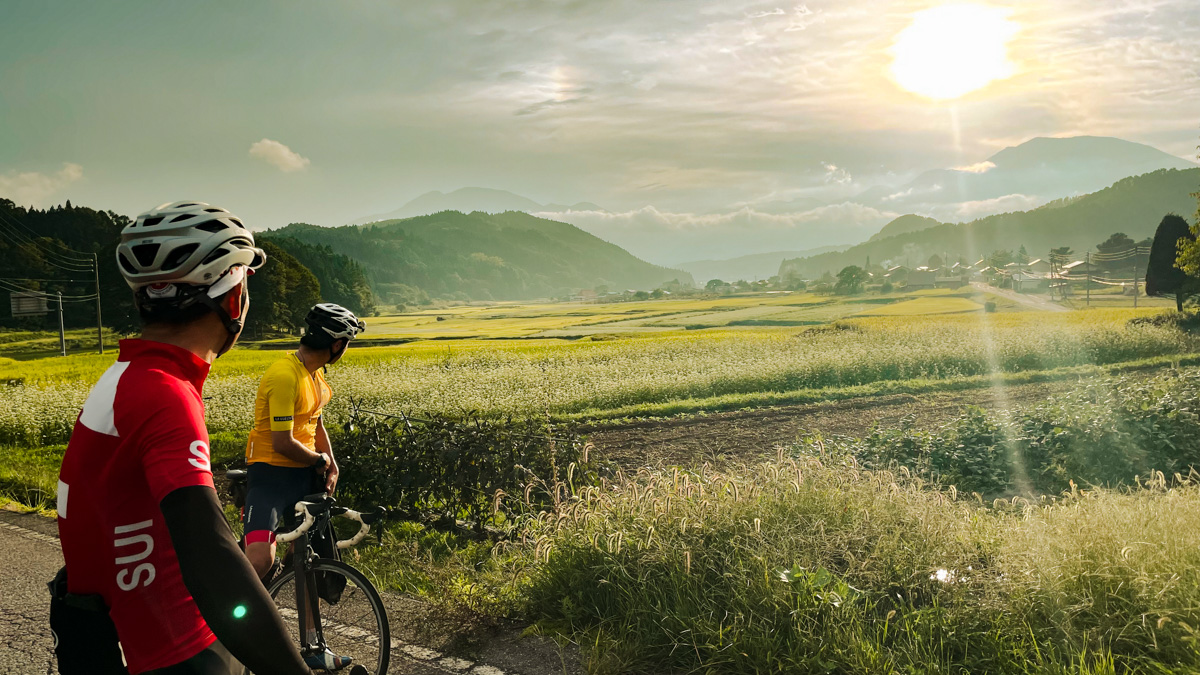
[1,0,1197,263]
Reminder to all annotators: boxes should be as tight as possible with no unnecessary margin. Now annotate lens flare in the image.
[890,4,1019,100]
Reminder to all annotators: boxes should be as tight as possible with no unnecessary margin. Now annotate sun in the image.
[889,3,1019,100]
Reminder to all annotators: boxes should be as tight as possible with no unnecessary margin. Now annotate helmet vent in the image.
[142,217,164,227]
[229,218,245,229]
[162,243,199,271]
[118,253,138,274]
[204,208,223,213]
[131,243,160,267]
[196,220,227,233]
[177,203,199,208]
[200,246,229,265]
[171,214,196,222]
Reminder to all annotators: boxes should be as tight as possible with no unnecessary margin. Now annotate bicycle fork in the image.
[293,531,327,653]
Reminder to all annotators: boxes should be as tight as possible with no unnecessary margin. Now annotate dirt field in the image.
[586,378,1100,468]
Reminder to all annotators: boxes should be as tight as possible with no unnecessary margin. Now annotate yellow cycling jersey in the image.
[245,352,332,468]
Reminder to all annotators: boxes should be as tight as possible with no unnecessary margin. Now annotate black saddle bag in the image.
[47,566,129,675]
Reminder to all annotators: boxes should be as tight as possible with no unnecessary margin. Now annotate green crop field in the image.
[0,300,1189,447]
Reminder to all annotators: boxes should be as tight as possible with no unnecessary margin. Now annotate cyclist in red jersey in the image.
[54,202,311,675]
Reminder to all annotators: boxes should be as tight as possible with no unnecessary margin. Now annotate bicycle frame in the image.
[289,518,326,653]
[275,496,382,654]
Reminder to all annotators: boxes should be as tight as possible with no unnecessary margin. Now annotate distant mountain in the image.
[857,136,1196,216]
[780,168,1200,279]
[678,246,848,284]
[273,210,691,303]
[868,215,942,242]
[353,188,602,224]
[543,201,603,212]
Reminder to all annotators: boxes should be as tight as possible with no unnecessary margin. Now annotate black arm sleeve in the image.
[160,485,310,675]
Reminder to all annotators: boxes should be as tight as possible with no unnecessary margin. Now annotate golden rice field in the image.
[0,304,1190,447]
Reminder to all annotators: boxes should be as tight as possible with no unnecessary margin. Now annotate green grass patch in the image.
[0,444,63,510]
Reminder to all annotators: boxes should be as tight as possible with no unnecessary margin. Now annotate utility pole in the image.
[93,252,103,354]
[1086,252,1091,307]
[1133,253,1139,309]
[57,291,67,357]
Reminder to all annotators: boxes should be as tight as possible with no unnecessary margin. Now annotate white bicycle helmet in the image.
[118,201,266,350]
[305,303,366,341]
[117,201,265,293]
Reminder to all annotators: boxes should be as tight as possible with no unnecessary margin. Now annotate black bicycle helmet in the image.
[304,303,365,341]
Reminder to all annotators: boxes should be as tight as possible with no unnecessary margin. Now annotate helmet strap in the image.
[329,338,347,364]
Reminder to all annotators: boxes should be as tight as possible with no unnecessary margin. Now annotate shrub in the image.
[335,407,594,529]
[842,371,1200,497]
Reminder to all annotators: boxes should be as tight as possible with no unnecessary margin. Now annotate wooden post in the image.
[57,291,67,357]
[1133,252,1139,309]
[1086,252,1091,307]
[93,253,103,354]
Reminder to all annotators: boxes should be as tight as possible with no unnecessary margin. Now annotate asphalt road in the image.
[0,511,62,674]
[0,509,576,675]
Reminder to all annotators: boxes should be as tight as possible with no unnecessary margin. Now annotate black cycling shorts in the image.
[242,463,320,546]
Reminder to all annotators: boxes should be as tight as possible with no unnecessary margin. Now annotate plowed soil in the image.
[586,378,1097,468]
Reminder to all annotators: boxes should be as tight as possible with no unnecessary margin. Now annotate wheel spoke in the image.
[256,560,390,675]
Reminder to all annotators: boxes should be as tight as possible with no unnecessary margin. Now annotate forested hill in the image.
[0,198,372,334]
[780,168,1200,278]
[269,210,692,302]
[0,199,135,330]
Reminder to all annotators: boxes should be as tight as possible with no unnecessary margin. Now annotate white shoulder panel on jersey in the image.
[79,361,131,437]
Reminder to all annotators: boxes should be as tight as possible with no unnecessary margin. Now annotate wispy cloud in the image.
[954,161,997,174]
[249,139,311,173]
[950,193,1043,220]
[0,163,83,207]
[823,163,853,185]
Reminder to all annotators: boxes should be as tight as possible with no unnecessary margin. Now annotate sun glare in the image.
[889,3,1018,100]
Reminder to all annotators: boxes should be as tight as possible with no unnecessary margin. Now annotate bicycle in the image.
[226,470,391,675]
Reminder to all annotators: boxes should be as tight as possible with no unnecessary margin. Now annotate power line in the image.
[0,277,93,283]
[0,214,97,268]
[0,217,94,264]
[0,224,96,272]
[0,208,94,262]
[0,279,99,301]
[0,222,96,268]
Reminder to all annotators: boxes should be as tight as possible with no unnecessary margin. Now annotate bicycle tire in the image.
[245,558,390,675]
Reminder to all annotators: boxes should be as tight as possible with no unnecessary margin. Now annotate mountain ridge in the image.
[276,210,691,302]
[780,168,1200,279]
[353,188,603,225]
[854,136,1195,215]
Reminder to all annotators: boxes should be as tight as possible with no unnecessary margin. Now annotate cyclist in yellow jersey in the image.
[241,303,365,671]
[245,350,334,469]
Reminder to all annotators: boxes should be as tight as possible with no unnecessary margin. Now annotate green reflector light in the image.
[233,604,247,619]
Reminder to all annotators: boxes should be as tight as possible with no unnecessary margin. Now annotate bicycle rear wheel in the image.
[254,558,390,675]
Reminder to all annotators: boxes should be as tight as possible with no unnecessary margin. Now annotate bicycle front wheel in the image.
[261,558,391,675]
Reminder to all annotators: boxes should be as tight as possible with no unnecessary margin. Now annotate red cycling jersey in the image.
[58,339,218,674]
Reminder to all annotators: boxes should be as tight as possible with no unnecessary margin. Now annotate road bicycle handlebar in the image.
[275,497,387,549]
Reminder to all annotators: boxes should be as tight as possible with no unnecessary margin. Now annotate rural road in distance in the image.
[971,282,1069,312]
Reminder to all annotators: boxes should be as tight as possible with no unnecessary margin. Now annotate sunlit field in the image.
[1,303,1190,448]
[322,288,1011,340]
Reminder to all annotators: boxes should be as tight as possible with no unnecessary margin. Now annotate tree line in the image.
[0,198,374,337]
